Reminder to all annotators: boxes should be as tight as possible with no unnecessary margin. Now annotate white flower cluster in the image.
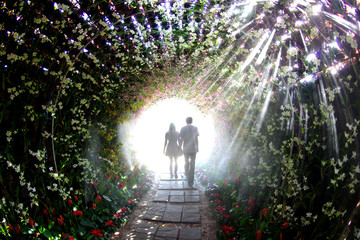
[6,129,18,143]
[344,119,359,148]
[322,201,346,220]
[354,227,360,239]
[6,159,39,206]
[300,212,318,226]
[274,204,296,220]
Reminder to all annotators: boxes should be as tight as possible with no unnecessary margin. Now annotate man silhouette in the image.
[179,117,199,187]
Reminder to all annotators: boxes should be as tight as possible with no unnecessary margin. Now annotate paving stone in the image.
[184,195,200,203]
[185,190,199,196]
[181,212,201,223]
[183,205,200,213]
[170,182,184,189]
[156,190,171,196]
[153,237,177,240]
[148,204,167,212]
[169,195,185,203]
[179,228,202,240]
[162,211,182,222]
[155,226,179,238]
[170,190,184,196]
[160,173,185,181]
[129,232,155,240]
[165,205,183,213]
[143,211,163,221]
[183,184,196,190]
[153,195,169,202]
[135,223,159,235]
[158,184,172,190]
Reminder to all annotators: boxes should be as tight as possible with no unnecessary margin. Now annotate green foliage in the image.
[1,0,360,239]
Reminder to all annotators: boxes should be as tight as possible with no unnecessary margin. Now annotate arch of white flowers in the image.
[1,0,360,239]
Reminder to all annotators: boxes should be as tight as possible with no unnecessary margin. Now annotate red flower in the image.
[92,182,97,186]
[236,203,241,208]
[216,206,225,212]
[215,200,222,205]
[89,229,103,237]
[57,215,64,226]
[115,176,119,180]
[248,197,254,206]
[7,224,13,230]
[121,207,128,212]
[256,229,262,240]
[128,199,135,203]
[221,225,235,235]
[74,196,79,200]
[43,208,48,215]
[92,203,97,208]
[134,169,138,174]
[281,221,289,229]
[105,220,115,226]
[119,182,123,188]
[28,217,35,227]
[73,210,83,216]
[96,195,102,202]
[261,207,269,216]
[113,212,122,218]
[68,236,74,240]
[222,214,231,219]
[67,199,73,206]
[213,193,220,197]
[15,224,20,234]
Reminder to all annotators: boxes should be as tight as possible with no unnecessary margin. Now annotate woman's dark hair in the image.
[169,123,176,131]
[186,117,193,124]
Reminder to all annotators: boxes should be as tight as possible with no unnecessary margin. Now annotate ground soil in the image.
[110,175,218,240]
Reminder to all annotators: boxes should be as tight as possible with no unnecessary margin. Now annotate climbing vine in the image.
[1,0,360,239]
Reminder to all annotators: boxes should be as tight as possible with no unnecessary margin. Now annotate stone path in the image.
[123,173,203,240]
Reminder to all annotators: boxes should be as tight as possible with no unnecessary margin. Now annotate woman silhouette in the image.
[163,123,180,178]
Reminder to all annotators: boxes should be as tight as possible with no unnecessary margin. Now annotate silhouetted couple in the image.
[163,117,199,186]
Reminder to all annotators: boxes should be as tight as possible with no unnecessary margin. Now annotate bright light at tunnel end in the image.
[121,98,216,174]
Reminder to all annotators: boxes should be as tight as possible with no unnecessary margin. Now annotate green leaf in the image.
[103,195,112,202]
[260,222,266,232]
[78,225,87,236]
[44,229,54,238]
[80,218,96,228]
[38,225,45,234]
[240,217,249,227]
[48,220,54,230]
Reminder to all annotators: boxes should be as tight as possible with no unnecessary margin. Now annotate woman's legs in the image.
[174,157,178,178]
[169,156,173,177]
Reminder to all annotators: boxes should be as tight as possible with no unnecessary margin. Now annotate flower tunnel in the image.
[1,0,360,239]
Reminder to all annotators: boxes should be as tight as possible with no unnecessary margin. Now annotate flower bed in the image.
[1,163,154,240]
[197,167,359,240]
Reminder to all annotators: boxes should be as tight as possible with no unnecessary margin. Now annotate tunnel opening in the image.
[118,97,216,174]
